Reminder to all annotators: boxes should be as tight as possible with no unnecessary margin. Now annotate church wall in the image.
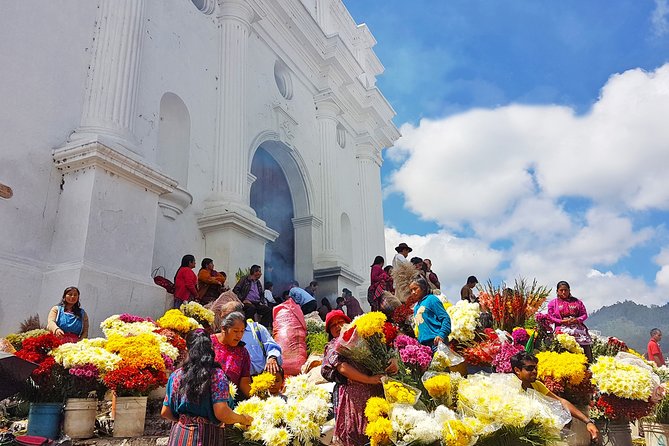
[0,1,99,332]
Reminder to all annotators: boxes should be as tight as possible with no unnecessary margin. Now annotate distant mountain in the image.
[586,300,669,353]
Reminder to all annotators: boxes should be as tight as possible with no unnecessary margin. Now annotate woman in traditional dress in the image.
[321,309,396,446]
[46,286,89,340]
[412,276,451,352]
[368,256,391,311]
[174,254,198,308]
[162,330,252,446]
[210,311,252,400]
[546,281,593,362]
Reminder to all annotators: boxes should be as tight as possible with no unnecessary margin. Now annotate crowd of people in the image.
[38,243,666,446]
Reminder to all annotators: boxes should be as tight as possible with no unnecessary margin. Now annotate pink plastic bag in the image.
[272,299,307,376]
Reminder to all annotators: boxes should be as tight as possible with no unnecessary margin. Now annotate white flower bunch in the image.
[100,315,157,337]
[555,333,584,354]
[50,338,121,372]
[447,300,481,343]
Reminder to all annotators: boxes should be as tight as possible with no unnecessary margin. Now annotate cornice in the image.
[53,140,177,195]
[197,208,279,243]
[313,264,364,285]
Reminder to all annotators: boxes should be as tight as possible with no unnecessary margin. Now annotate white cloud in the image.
[385,64,669,311]
[652,0,669,37]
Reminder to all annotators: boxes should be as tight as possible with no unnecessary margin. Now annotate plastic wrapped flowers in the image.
[446,300,481,343]
[227,374,330,446]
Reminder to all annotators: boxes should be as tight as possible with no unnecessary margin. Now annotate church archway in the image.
[249,139,313,292]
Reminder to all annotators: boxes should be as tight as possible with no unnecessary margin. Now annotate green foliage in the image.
[306,319,325,336]
[476,422,560,446]
[306,332,328,355]
[652,396,669,424]
[235,267,250,282]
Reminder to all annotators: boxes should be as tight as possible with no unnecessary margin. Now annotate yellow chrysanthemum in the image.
[156,309,201,334]
[365,417,393,446]
[105,333,165,371]
[249,371,276,396]
[364,397,391,422]
[424,374,452,398]
[536,351,587,385]
[383,380,417,405]
[353,312,387,338]
[442,419,473,446]
[179,301,215,326]
[555,333,584,354]
[590,355,653,401]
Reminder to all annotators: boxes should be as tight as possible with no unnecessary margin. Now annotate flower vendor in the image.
[412,276,451,351]
[216,301,283,376]
[322,310,397,446]
[174,254,198,309]
[546,280,593,361]
[211,311,252,399]
[197,258,227,305]
[511,351,600,443]
[46,286,89,340]
[162,330,252,446]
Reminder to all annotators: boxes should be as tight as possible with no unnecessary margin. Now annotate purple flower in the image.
[119,313,149,323]
[394,334,420,350]
[399,344,432,371]
[534,312,553,332]
[69,363,99,380]
[512,328,530,345]
[162,353,174,370]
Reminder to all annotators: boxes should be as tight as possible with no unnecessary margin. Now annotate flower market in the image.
[1,273,667,446]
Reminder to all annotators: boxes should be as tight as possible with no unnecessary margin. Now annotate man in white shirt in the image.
[392,242,412,269]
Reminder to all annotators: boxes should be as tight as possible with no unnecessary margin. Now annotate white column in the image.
[356,144,384,265]
[315,0,332,35]
[209,0,255,206]
[315,99,341,263]
[70,0,145,150]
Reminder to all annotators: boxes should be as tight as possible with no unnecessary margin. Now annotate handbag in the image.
[152,266,175,294]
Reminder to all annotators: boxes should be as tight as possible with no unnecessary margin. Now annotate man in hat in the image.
[461,275,479,302]
[392,242,412,269]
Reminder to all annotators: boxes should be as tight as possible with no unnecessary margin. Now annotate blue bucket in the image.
[27,403,62,440]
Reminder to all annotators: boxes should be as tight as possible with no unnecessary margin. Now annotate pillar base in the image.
[313,265,364,302]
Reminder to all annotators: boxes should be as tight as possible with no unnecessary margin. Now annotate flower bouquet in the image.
[535,351,594,406]
[552,332,584,354]
[591,335,629,360]
[590,352,660,422]
[460,329,501,367]
[226,374,330,446]
[478,278,549,333]
[334,312,395,375]
[102,366,167,397]
[5,329,49,351]
[249,372,276,399]
[179,301,215,328]
[446,300,481,343]
[15,333,66,402]
[51,338,122,398]
[101,314,158,338]
[492,341,524,373]
[429,342,464,372]
[382,377,421,405]
[422,372,453,407]
[156,309,202,335]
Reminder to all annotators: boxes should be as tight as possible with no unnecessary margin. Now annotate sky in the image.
[345,0,669,311]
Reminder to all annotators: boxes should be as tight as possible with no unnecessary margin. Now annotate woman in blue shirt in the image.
[46,286,89,340]
[412,276,451,351]
[161,330,252,446]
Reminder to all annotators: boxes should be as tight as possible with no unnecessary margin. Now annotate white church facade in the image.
[0,0,399,335]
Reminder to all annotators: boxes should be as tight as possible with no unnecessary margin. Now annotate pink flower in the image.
[394,334,420,350]
[492,342,524,373]
[511,328,530,345]
[119,313,151,323]
[399,344,432,371]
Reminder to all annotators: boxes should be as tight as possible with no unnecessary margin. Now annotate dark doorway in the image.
[250,147,295,294]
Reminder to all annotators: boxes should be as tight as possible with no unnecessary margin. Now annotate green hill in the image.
[586,300,669,353]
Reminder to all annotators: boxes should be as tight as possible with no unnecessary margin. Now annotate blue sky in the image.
[346,1,669,309]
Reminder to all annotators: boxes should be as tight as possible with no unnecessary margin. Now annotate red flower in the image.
[595,394,654,422]
[103,366,167,396]
[382,322,399,346]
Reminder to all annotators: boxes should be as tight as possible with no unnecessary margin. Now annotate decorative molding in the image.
[313,265,364,285]
[53,141,177,195]
[273,104,298,144]
[292,215,323,229]
[197,209,279,243]
[158,186,193,220]
[191,0,216,15]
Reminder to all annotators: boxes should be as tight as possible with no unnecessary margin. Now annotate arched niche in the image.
[157,92,190,186]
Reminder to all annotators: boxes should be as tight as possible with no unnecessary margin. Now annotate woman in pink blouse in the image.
[547,281,593,362]
[367,256,391,311]
[211,311,252,401]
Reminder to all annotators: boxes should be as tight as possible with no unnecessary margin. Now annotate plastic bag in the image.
[421,370,454,406]
[430,342,464,371]
[382,376,421,405]
[272,299,307,376]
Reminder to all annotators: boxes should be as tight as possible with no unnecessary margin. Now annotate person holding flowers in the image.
[412,276,451,351]
[546,281,593,362]
[46,286,89,340]
[162,329,252,446]
[211,311,252,399]
[321,310,396,446]
[511,351,599,443]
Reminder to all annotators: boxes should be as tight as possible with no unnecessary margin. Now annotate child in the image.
[268,365,286,400]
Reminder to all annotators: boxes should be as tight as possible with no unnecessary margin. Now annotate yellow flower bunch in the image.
[591,355,653,400]
[105,333,165,371]
[180,301,215,326]
[555,333,584,354]
[536,351,587,385]
[353,312,387,338]
[365,417,393,446]
[365,397,391,422]
[383,380,417,405]
[249,371,276,397]
[442,419,474,446]
[51,338,121,373]
[156,309,201,334]
[424,374,452,398]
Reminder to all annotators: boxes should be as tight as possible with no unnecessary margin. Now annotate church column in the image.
[315,98,341,264]
[356,142,384,268]
[70,0,146,151]
[208,0,255,208]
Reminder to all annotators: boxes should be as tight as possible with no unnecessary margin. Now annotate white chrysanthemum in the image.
[447,300,481,342]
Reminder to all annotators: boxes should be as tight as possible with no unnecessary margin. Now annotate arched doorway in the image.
[250,147,295,291]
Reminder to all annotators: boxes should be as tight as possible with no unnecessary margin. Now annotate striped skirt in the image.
[167,415,226,446]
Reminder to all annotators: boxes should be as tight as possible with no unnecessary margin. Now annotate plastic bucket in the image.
[112,396,147,437]
[63,398,97,439]
[27,403,62,440]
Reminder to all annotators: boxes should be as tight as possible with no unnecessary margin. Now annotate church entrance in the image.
[250,147,294,292]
